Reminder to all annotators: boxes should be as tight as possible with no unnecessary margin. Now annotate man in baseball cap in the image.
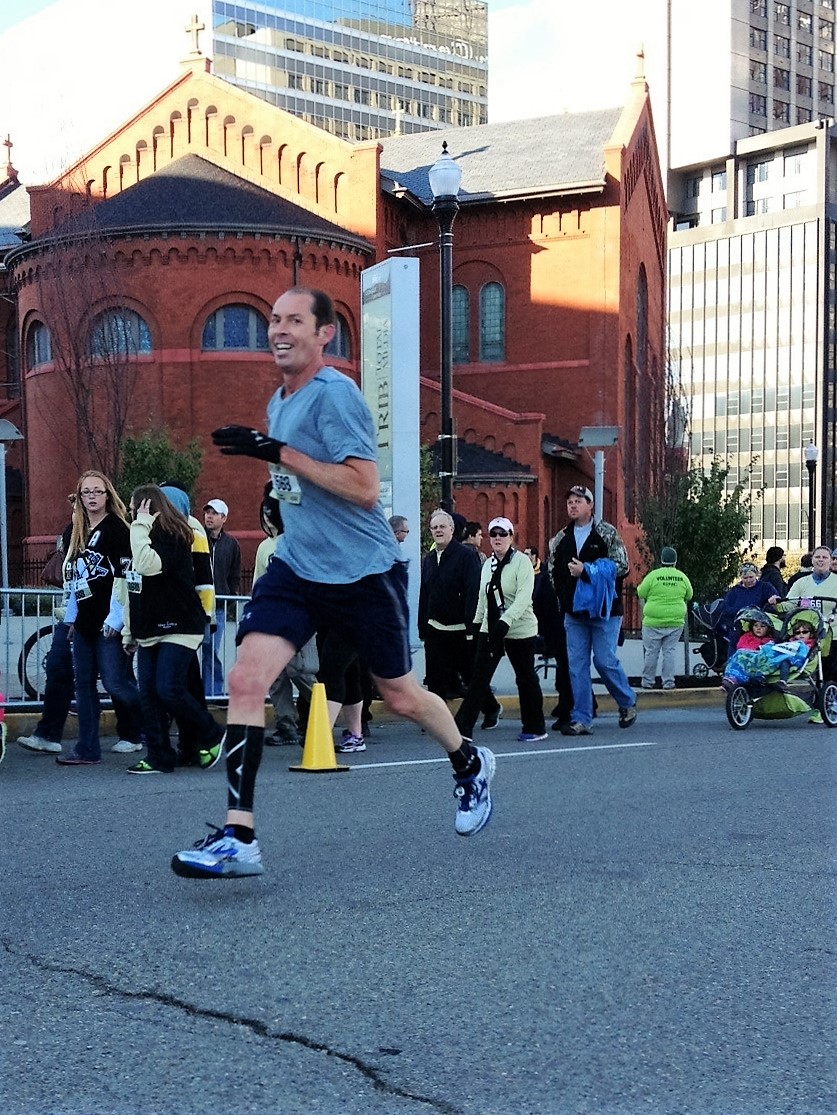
[548,481,637,736]
[201,497,240,696]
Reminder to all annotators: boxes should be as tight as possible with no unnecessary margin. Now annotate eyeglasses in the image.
[80,489,106,498]
[396,528,409,535]
[489,529,510,538]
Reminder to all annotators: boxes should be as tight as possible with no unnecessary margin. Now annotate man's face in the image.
[468,529,483,548]
[812,547,832,574]
[567,494,593,523]
[267,290,335,379]
[204,508,226,536]
[430,516,453,550]
[393,522,409,543]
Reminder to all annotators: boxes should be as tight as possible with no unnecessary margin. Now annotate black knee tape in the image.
[225,725,265,813]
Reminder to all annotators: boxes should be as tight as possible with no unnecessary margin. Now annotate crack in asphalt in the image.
[2,941,462,1115]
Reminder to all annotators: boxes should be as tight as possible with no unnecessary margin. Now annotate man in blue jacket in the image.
[548,485,637,737]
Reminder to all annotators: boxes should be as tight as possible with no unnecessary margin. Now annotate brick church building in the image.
[0,50,667,580]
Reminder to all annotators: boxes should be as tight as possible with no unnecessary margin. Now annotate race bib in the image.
[125,570,142,594]
[75,578,92,600]
[269,465,302,505]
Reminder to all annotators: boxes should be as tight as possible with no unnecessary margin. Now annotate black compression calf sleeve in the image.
[225,724,265,813]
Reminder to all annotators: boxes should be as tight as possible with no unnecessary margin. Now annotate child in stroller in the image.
[721,608,780,689]
[723,604,837,729]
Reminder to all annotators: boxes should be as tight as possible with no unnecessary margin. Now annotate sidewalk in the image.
[5,638,723,741]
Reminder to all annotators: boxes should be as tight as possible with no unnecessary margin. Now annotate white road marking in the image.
[354,740,660,771]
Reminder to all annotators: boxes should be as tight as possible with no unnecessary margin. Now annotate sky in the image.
[0,0,650,181]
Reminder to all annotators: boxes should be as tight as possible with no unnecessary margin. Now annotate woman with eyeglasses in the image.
[56,471,144,765]
[454,516,547,744]
[121,486,224,774]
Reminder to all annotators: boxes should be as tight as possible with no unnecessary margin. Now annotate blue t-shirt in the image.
[266,366,401,584]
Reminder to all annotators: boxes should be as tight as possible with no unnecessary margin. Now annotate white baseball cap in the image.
[203,498,229,516]
[488,517,514,534]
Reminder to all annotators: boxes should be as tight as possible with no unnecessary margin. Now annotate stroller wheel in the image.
[692,663,709,678]
[817,680,837,727]
[725,685,753,730]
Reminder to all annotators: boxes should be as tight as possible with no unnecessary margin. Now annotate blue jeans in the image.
[137,642,221,770]
[201,610,225,697]
[35,622,74,742]
[72,629,143,760]
[564,614,635,728]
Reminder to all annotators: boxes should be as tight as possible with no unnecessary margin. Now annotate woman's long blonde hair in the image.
[67,471,129,559]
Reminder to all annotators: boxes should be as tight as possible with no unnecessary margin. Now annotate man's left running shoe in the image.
[171,824,264,878]
[453,745,495,837]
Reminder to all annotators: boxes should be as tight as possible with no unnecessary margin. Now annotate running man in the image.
[172,287,495,878]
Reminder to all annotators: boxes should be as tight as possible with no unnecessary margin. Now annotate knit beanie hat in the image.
[661,546,677,566]
[765,546,785,564]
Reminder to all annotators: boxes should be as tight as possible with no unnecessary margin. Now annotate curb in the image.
[6,688,725,741]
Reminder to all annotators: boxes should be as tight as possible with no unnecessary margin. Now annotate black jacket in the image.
[759,563,787,597]
[418,540,482,638]
[550,521,625,618]
[208,530,241,596]
[128,530,207,641]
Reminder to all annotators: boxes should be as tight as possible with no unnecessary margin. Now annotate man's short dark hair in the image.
[464,521,482,539]
[288,286,336,331]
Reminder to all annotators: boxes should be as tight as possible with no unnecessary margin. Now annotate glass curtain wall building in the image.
[211,0,489,140]
[669,121,837,550]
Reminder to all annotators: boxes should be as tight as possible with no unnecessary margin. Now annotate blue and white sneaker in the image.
[517,731,548,743]
[171,824,264,878]
[453,745,495,837]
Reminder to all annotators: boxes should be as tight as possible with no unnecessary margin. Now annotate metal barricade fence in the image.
[0,588,249,708]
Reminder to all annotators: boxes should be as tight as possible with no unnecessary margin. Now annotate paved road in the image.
[3,707,835,1115]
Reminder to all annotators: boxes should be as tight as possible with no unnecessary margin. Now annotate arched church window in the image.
[201,304,269,351]
[25,321,52,369]
[324,312,352,360]
[479,282,505,362]
[452,285,470,363]
[90,308,152,358]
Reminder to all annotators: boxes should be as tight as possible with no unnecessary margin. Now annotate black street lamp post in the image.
[429,141,462,513]
[805,440,819,552]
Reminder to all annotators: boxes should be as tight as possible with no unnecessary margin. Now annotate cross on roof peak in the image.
[185,12,206,55]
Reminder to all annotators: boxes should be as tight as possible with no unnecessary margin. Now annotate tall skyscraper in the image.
[210,0,489,140]
[660,2,837,550]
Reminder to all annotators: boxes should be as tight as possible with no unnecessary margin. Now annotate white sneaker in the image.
[171,825,265,878]
[111,739,143,754]
[453,746,495,836]
[18,735,62,754]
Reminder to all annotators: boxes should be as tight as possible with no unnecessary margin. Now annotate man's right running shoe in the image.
[198,734,225,770]
[335,730,366,753]
[453,745,495,837]
[171,824,264,878]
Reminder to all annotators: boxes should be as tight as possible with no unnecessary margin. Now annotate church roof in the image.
[0,179,30,254]
[430,439,534,484]
[379,108,623,205]
[33,154,371,252]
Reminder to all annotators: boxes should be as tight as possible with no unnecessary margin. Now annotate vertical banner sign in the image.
[361,258,421,645]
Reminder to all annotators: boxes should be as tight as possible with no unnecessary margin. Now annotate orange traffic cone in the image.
[289,682,350,773]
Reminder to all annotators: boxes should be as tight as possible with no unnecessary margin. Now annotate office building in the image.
[668,120,835,550]
[210,0,489,139]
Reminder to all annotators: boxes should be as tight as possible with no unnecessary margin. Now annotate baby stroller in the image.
[691,598,728,677]
[724,604,837,729]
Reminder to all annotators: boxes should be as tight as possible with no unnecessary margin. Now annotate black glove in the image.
[489,620,509,652]
[212,426,285,463]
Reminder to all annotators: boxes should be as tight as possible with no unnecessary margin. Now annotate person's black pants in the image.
[455,634,544,738]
